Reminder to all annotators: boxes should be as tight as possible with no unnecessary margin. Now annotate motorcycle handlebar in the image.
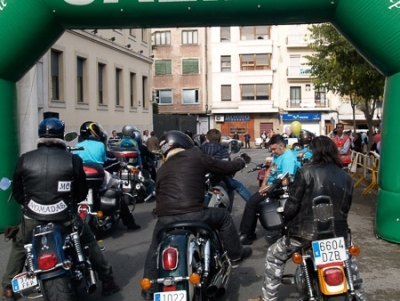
[68,146,84,152]
[248,163,268,173]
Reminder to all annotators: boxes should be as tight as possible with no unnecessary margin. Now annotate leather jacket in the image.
[283,162,353,241]
[155,148,244,217]
[13,138,88,221]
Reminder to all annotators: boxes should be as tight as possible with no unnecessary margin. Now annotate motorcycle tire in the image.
[41,274,77,301]
[322,294,349,301]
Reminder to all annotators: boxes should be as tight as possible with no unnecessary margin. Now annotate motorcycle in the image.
[0,177,97,301]
[140,151,251,301]
[245,172,363,300]
[112,146,155,205]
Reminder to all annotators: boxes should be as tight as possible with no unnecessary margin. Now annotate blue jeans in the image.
[225,177,252,202]
[142,208,243,290]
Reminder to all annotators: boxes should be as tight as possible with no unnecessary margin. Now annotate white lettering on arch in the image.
[0,0,7,11]
[389,0,400,9]
[64,0,119,5]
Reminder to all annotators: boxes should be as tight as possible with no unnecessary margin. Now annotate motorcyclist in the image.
[1,118,120,299]
[239,134,298,245]
[247,136,366,301]
[74,121,140,231]
[141,130,252,300]
[200,128,252,211]
[292,129,314,168]
[115,124,143,169]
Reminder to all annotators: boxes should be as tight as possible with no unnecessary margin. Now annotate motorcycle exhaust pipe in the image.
[215,264,231,298]
[85,265,98,294]
[205,266,227,297]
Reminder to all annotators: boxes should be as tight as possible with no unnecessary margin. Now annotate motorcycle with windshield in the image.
[140,143,250,301]
[246,171,363,301]
[0,177,97,301]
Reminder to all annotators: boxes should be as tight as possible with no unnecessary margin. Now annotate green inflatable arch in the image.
[1,0,399,241]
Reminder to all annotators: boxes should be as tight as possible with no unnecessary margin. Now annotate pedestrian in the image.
[142,129,150,145]
[233,131,240,140]
[1,118,120,299]
[247,135,366,301]
[244,132,251,148]
[331,123,351,170]
[141,131,252,300]
[146,131,159,152]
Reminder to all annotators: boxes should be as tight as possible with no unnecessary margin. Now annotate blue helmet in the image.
[38,118,64,139]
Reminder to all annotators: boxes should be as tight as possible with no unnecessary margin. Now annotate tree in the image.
[304,23,385,148]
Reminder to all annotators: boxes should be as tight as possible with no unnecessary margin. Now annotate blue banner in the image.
[282,113,321,121]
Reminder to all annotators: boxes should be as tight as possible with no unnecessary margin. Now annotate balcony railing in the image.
[287,66,312,77]
[286,97,330,109]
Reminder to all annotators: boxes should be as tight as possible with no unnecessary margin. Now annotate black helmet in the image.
[298,130,314,145]
[122,124,138,138]
[159,130,194,157]
[80,121,107,142]
[38,118,65,139]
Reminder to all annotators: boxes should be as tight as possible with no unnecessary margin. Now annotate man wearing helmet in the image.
[141,130,252,300]
[74,121,141,231]
[292,129,314,168]
[1,118,120,299]
[116,124,143,168]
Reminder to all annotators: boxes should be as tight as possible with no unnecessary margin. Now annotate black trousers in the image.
[239,192,265,235]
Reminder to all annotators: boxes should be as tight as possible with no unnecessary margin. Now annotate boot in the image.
[102,278,120,296]
[1,285,14,299]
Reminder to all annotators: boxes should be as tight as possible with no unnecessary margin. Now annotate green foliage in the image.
[304,24,385,143]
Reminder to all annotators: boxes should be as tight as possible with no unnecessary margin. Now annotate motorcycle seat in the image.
[157,221,218,241]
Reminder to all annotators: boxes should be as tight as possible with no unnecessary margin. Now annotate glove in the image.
[240,153,251,164]
[234,157,246,169]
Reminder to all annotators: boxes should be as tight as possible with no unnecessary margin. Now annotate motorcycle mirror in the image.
[64,132,79,142]
[0,177,12,191]
[229,140,241,154]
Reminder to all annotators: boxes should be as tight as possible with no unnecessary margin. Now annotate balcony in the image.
[286,34,312,48]
[286,97,330,110]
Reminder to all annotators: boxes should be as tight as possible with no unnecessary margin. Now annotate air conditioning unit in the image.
[215,115,225,122]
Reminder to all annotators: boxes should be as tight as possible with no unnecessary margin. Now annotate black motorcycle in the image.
[0,177,97,301]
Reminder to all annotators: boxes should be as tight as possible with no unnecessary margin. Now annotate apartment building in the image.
[18,29,153,153]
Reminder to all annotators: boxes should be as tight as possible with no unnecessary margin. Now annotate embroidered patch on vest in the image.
[27,200,67,215]
[58,181,71,192]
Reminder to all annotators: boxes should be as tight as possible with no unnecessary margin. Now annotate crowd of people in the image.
[1,120,367,301]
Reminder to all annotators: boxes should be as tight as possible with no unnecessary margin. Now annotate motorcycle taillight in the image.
[79,205,89,220]
[162,247,178,270]
[323,267,344,286]
[38,252,58,270]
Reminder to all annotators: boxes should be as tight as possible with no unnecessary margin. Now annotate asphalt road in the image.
[1,148,400,301]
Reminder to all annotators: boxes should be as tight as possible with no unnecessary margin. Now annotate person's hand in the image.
[258,183,270,196]
[234,157,246,169]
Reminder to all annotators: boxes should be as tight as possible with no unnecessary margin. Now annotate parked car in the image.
[221,135,243,148]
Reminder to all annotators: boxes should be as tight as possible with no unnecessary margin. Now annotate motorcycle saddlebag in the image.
[100,189,120,213]
[83,163,105,188]
[258,198,283,231]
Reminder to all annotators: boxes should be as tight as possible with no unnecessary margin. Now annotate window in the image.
[156,89,172,104]
[240,26,270,40]
[221,56,231,72]
[142,76,148,108]
[98,63,105,105]
[141,28,148,43]
[130,72,136,108]
[182,30,198,45]
[182,59,199,74]
[76,57,86,103]
[240,54,270,70]
[155,60,172,75]
[115,68,122,106]
[290,86,301,106]
[220,27,230,42]
[221,85,231,101]
[315,87,327,106]
[183,89,199,104]
[241,84,271,100]
[154,31,171,45]
[51,50,61,100]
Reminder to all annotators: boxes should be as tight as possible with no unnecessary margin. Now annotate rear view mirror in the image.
[229,140,241,154]
[65,132,78,142]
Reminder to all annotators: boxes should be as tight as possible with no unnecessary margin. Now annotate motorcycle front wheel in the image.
[41,274,77,301]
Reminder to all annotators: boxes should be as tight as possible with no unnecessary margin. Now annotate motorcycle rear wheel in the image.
[41,274,77,301]
[322,294,349,301]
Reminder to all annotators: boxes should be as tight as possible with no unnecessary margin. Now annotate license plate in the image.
[154,290,187,301]
[312,237,347,266]
[12,273,38,292]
